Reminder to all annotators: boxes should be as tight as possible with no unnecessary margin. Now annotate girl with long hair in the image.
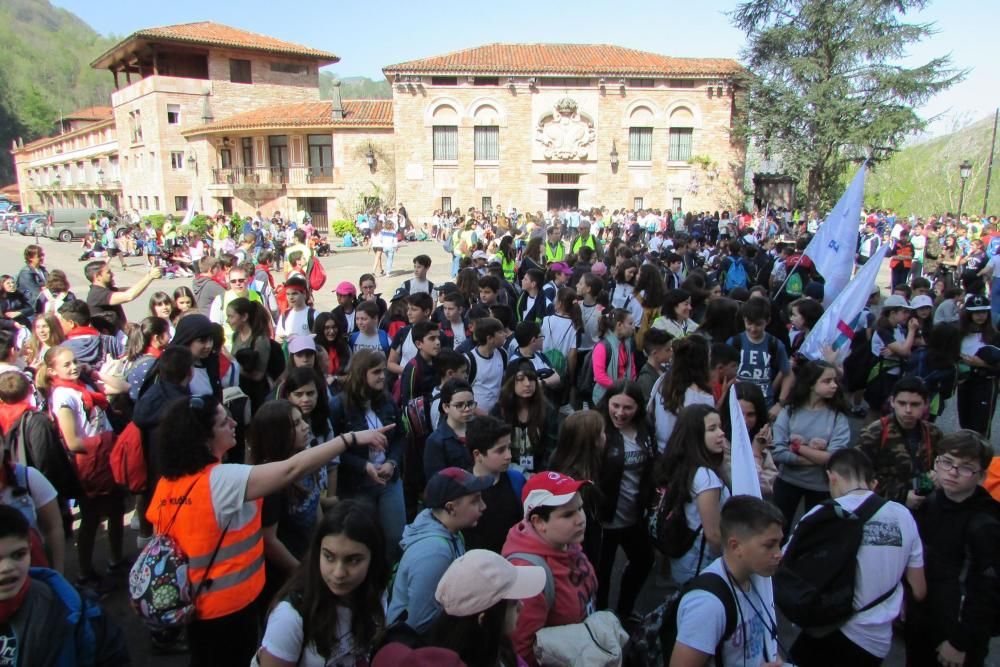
[591,308,636,406]
[517,237,545,283]
[866,296,919,414]
[228,297,272,411]
[651,335,715,453]
[257,500,388,666]
[540,287,581,405]
[771,360,851,529]
[330,349,406,561]
[148,291,178,337]
[630,264,665,351]
[172,285,196,319]
[957,298,1000,435]
[653,288,699,339]
[548,409,605,565]
[249,400,326,602]
[719,382,778,497]
[495,235,518,284]
[123,316,171,401]
[491,359,559,474]
[23,313,64,371]
[697,297,741,343]
[456,268,481,309]
[594,381,656,618]
[370,220,385,275]
[36,269,75,315]
[314,311,351,387]
[653,404,729,584]
[788,297,824,358]
[609,259,638,310]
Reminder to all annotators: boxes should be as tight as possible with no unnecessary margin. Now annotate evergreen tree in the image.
[731,0,965,209]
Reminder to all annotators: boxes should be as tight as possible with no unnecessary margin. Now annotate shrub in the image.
[331,219,358,237]
[144,214,166,230]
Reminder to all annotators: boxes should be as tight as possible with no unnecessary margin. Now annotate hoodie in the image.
[502,521,598,666]
[63,326,120,367]
[192,275,225,316]
[386,509,465,635]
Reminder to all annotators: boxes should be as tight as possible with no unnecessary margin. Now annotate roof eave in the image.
[182,121,391,137]
[91,33,339,70]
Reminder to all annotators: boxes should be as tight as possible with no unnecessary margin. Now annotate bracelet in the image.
[350,432,358,447]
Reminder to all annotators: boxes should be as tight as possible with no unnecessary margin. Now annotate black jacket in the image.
[329,391,404,496]
[597,425,657,525]
[912,486,1000,652]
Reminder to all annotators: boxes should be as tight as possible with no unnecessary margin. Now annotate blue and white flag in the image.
[804,163,868,307]
[727,384,777,658]
[799,242,888,363]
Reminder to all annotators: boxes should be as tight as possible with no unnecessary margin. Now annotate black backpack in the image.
[3,411,80,499]
[774,493,895,631]
[623,572,737,667]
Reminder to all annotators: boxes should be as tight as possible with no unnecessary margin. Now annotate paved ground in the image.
[3,231,997,665]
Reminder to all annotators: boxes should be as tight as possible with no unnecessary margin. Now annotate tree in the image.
[731,0,965,210]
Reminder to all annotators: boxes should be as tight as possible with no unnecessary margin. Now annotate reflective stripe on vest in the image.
[544,242,565,263]
[148,463,264,620]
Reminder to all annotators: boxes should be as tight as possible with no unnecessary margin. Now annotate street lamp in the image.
[610,140,619,171]
[96,168,104,185]
[187,153,197,173]
[958,159,972,215]
[365,143,376,172]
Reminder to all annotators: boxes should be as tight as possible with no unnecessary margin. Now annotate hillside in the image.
[0,0,117,184]
[866,113,999,216]
[319,72,392,100]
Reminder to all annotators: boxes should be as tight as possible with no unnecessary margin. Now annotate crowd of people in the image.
[0,201,997,667]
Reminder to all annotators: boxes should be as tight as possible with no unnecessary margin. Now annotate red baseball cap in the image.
[521,471,591,515]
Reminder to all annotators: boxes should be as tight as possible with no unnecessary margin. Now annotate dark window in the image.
[634,197,644,210]
[547,173,580,184]
[221,197,233,214]
[270,62,308,75]
[441,197,452,212]
[431,76,458,86]
[268,135,289,169]
[175,196,188,211]
[242,137,254,168]
[230,59,252,84]
[537,77,591,87]
[473,77,500,86]
[432,126,458,161]
[629,79,656,88]
[166,104,180,124]
[629,128,653,161]
[481,196,492,211]
[668,128,693,161]
[219,149,232,169]
[307,134,333,179]
[669,79,696,88]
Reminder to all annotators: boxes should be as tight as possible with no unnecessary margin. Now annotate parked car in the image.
[46,207,117,242]
[15,213,47,236]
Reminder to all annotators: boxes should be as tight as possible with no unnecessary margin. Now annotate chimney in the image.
[330,79,344,120]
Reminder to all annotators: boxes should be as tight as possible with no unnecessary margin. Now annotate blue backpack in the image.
[723,258,748,292]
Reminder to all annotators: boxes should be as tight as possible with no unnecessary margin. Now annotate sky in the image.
[54,0,999,136]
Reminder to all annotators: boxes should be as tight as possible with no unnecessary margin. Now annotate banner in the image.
[804,163,867,306]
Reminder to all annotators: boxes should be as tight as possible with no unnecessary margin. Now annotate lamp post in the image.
[96,168,104,186]
[187,153,197,174]
[610,140,619,171]
[958,159,972,216]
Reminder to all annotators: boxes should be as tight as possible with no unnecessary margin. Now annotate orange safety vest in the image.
[147,463,264,620]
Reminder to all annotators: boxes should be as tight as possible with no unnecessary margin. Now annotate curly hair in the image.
[155,396,220,479]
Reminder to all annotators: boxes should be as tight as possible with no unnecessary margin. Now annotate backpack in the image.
[265,338,286,381]
[842,323,874,392]
[110,422,146,493]
[623,572,737,667]
[786,271,804,297]
[279,308,316,337]
[506,552,556,609]
[402,395,432,440]
[646,485,703,558]
[3,410,80,499]
[305,256,327,291]
[465,347,509,385]
[575,342,608,396]
[274,284,290,315]
[723,257,749,292]
[129,478,231,630]
[349,329,391,354]
[774,493,895,631]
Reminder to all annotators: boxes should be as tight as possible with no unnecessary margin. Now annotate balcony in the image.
[211,166,335,188]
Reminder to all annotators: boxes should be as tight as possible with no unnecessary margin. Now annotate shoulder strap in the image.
[507,552,555,610]
[687,572,739,643]
[853,492,887,524]
[465,350,478,384]
[307,308,315,331]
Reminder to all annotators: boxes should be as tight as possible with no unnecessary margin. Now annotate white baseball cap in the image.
[435,550,546,617]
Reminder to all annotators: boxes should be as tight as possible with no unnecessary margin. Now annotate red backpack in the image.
[110,422,147,493]
[306,257,327,291]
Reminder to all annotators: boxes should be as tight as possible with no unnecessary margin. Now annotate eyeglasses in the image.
[230,278,247,284]
[934,457,981,478]
[449,400,477,410]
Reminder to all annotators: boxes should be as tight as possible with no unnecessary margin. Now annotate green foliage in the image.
[866,114,998,216]
[331,220,359,237]
[731,0,966,210]
[144,214,166,230]
[182,214,210,237]
[319,73,392,100]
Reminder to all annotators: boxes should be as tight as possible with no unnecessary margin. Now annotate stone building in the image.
[384,44,746,216]
[12,24,747,229]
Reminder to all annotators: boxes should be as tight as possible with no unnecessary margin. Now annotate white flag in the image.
[180,179,199,227]
[804,163,867,307]
[799,242,889,363]
[727,384,777,658]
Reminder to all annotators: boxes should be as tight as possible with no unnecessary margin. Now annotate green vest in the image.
[544,241,565,263]
[497,255,516,282]
[572,235,597,254]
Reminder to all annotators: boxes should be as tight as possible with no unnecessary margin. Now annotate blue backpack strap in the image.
[378,330,391,353]
[507,552,554,610]
[507,469,526,503]
[30,567,98,667]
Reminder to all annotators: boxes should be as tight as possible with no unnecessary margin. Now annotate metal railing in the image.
[211,165,335,186]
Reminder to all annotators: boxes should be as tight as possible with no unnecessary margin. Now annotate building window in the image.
[672,197,683,210]
[230,59,252,84]
[431,76,458,86]
[129,110,142,143]
[441,197,452,212]
[170,152,185,170]
[167,104,180,125]
[307,134,333,180]
[634,197,644,210]
[175,196,188,211]
[270,62,308,75]
[221,197,233,214]
[220,149,232,169]
[432,126,458,161]
[670,79,696,88]
[628,127,653,161]
[482,196,492,211]
[547,173,580,184]
[474,126,499,161]
[668,128,693,161]
[537,77,591,87]
[128,196,133,209]
[473,77,499,86]
[629,78,656,88]
[242,138,254,168]
[153,196,159,211]
[268,135,288,169]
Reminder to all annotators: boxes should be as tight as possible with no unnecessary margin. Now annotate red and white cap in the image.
[521,471,591,515]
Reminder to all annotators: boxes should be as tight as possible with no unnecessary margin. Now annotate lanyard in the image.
[722,561,785,665]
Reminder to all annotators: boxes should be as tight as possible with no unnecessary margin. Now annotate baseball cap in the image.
[966,294,991,312]
[591,262,608,276]
[335,281,356,296]
[521,471,591,515]
[882,294,913,310]
[910,294,934,309]
[390,286,408,302]
[548,262,572,276]
[473,250,489,261]
[437,282,459,295]
[373,644,466,667]
[435,550,546,617]
[424,468,494,509]
[287,335,316,355]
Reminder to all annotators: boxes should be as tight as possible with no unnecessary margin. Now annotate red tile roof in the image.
[92,21,339,68]
[384,43,742,77]
[64,106,114,121]
[182,100,393,135]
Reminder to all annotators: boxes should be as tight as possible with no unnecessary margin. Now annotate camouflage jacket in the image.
[857,415,942,504]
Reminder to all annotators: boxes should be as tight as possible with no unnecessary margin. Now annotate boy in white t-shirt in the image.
[348,300,390,354]
[276,277,315,341]
[465,317,507,415]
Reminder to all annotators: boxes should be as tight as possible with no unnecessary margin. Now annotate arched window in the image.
[628,106,655,162]
[668,107,694,161]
